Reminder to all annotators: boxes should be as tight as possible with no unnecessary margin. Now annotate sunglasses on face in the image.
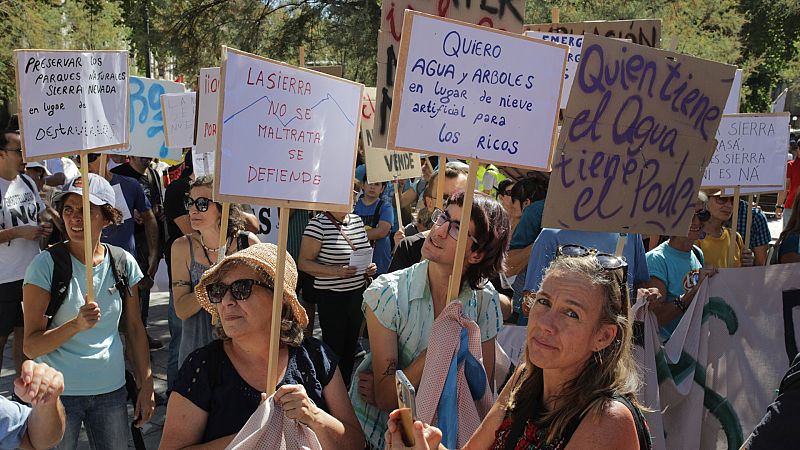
[2,147,21,154]
[206,278,274,304]
[184,196,216,212]
[694,209,711,222]
[557,244,628,270]
[430,208,478,244]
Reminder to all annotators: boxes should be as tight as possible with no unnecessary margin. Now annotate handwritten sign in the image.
[161,92,196,148]
[525,31,583,109]
[541,34,736,235]
[703,113,790,188]
[724,68,743,114]
[388,12,566,170]
[193,150,213,177]
[215,47,363,211]
[105,76,183,160]
[14,50,129,160]
[524,19,662,48]
[361,87,377,149]
[196,67,220,154]
[372,0,526,149]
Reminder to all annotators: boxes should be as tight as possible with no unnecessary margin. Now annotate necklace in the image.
[199,234,221,253]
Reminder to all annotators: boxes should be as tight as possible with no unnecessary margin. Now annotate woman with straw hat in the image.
[160,243,364,450]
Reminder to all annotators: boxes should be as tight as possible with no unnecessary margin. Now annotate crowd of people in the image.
[0,122,798,450]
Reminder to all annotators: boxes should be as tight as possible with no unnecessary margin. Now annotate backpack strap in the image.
[104,244,131,299]
[613,395,653,450]
[45,242,72,327]
[371,199,384,229]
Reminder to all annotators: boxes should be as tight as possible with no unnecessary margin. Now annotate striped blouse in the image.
[303,212,371,292]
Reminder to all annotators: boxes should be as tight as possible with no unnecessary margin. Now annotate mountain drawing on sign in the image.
[223,93,356,128]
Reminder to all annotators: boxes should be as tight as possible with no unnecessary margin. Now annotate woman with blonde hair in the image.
[386,247,651,449]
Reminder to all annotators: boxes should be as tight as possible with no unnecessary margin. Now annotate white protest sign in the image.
[196,67,220,154]
[723,185,783,196]
[388,12,567,170]
[161,92,196,148]
[193,150,214,177]
[216,47,363,211]
[360,86,422,183]
[702,113,790,188]
[15,50,129,160]
[525,31,582,109]
[723,68,742,114]
[105,76,183,161]
[251,205,279,244]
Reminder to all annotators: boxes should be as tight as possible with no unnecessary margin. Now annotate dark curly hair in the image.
[444,191,510,289]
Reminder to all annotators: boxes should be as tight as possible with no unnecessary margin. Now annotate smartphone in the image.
[395,370,417,447]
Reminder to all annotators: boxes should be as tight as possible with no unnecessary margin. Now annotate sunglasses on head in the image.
[206,278,274,304]
[430,208,478,244]
[694,209,711,222]
[185,196,216,212]
[557,244,628,270]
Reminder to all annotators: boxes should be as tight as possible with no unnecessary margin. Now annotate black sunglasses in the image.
[206,278,274,304]
[185,196,216,212]
[557,244,628,270]
[694,209,711,222]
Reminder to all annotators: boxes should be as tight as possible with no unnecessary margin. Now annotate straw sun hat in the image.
[194,243,309,329]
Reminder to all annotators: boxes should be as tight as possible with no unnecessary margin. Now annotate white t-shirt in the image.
[0,175,45,283]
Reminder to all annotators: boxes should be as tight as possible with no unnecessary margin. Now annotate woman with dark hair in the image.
[170,175,259,366]
[350,191,510,449]
[776,194,800,263]
[386,250,651,450]
[161,244,364,449]
[23,174,154,449]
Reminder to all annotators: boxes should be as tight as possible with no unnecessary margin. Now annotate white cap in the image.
[25,161,51,175]
[59,173,116,207]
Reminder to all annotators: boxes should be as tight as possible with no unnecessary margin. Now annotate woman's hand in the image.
[134,382,155,427]
[14,360,64,407]
[73,302,101,331]
[337,265,358,278]
[366,263,378,277]
[394,228,406,247]
[275,384,321,428]
[385,409,443,450]
[741,248,755,267]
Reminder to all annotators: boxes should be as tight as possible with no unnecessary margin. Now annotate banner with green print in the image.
[634,263,800,450]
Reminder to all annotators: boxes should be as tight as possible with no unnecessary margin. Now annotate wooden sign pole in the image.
[218,202,231,262]
[744,195,754,250]
[551,7,560,24]
[98,154,108,179]
[79,151,94,304]
[299,47,305,67]
[729,186,741,267]
[435,159,447,211]
[614,233,627,257]
[393,178,404,230]
[266,207,290,394]
[446,161,479,302]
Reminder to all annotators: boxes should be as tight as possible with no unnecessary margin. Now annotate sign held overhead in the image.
[388,11,567,170]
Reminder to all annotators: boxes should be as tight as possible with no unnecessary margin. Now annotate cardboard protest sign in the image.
[525,31,583,109]
[196,67,220,155]
[541,34,736,236]
[215,47,363,211]
[724,69,742,114]
[702,113,790,188]
[161,92,196,148]
[15,50,129,160]
[373,0,526,149]
[524,19,662,48]
[360,86,422,183]
[388,11,566,170]
[193,150,214,177]
[105,76,184,160]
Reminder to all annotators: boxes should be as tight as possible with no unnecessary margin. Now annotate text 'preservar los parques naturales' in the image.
[389,11,567,169]
[15,50,129,159]
[542,34,737,236]
[216,48,362,209]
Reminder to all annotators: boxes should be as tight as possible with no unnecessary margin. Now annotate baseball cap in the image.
[25,161,51,175]
[56,173,116,207]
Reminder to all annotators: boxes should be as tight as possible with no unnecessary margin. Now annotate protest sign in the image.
[161,92,196,148]
[635,264,800,450]
[193,150,214,177]
[15,50,129,160]
[525,31,583,109]
[388,11,566,170]
[524,19,662,48]
[702,113,790,188]
[724,69,742,114]
[723,185,783,196]
[216,47,363,211]
[541,34,736,236]
[251,205,279,244]
[360,86,422,183]
[373,0,526,149]
[106,76,184,160]
[196,67,220,155]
